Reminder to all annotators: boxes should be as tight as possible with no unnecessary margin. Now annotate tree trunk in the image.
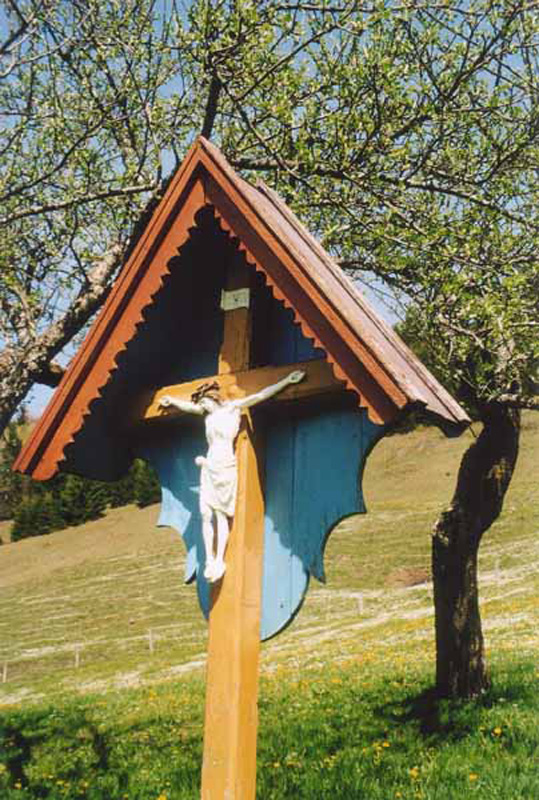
[0,350,34,437]
[432,402,520,698]
[0,244,123,439]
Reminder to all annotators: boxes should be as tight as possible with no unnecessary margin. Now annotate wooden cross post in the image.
[139,263,342,799]
[201,261,263,799]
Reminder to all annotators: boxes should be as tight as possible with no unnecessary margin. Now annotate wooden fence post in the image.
[358,593,364,615]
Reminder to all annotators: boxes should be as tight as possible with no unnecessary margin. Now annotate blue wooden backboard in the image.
[138,269,385,640]
[140,405,382,640]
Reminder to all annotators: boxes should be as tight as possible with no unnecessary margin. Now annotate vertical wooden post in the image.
[201,419,264,799]
[358,593,364,615]
[201,258,264,800]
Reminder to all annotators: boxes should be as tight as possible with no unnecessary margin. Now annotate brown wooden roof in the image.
[15,137,469,480]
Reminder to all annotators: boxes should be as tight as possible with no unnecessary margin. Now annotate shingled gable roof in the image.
[15,137,469,481]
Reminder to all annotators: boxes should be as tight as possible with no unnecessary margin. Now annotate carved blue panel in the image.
[139,427,212,617]
[140,406,384,641]
[261,407,383,640]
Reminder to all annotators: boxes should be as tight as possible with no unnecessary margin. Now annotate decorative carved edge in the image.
[54,214,207,477]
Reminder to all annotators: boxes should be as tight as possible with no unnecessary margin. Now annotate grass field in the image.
[0,414,537,798]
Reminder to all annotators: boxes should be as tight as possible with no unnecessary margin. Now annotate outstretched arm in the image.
[159,395,204,416]
[232,370,306,410]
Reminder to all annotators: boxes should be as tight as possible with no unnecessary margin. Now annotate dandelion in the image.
[493,726,502,736]
[382,741,391,748]
[409,766,420,779]
[469,773,479,781]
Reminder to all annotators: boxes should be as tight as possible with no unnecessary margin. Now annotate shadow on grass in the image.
[0,701,202,798]
[376,659,537,743]
[0,705,111,791]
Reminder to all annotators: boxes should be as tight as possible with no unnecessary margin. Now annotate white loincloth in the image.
[199,456,237,517]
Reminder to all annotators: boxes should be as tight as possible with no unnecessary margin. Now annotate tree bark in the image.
[0,243,123,437]
[432,402,520,698]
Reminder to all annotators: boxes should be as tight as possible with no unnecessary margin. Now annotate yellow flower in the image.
[469,773,479,781]
[409,766,420,779]
[493,726,502,736]
[382,741,391,748]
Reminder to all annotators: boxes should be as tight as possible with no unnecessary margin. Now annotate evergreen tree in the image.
[0,419,25,520]
[106,467,136,508]
[10,499,32,541]
[84,481,108,522]
[11,495,55,541]
[59,475,91,527]
[133,460,161,508]
[40,492,65,533]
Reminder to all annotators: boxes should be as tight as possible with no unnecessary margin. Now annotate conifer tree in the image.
[59,475,90,527]
[0,419,25,519]
[106,467,137,508]
[84,481,108,522]
[133,460,161,508]
[11,495,52,540]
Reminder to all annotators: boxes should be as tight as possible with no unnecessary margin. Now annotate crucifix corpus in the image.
[158,365,305,584]
[15,139,469,799]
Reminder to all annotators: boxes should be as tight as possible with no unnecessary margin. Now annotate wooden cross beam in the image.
[136,359,342,423]
[134,263,348,800]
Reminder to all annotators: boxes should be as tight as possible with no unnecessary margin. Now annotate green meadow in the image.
[0,414,538,798]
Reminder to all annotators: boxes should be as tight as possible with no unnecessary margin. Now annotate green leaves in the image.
[1,0,538,430]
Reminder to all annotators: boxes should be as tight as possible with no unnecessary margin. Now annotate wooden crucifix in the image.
[137,259,348,799]
[14,139,468,800]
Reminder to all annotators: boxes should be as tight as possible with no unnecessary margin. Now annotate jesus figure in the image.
[159,369,305,582]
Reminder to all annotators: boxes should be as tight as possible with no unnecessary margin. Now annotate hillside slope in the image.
[1,414,537,705]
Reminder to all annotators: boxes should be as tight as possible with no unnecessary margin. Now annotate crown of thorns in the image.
[191,381,222,404]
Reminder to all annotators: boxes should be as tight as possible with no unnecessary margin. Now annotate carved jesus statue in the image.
[159,369,305,582]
